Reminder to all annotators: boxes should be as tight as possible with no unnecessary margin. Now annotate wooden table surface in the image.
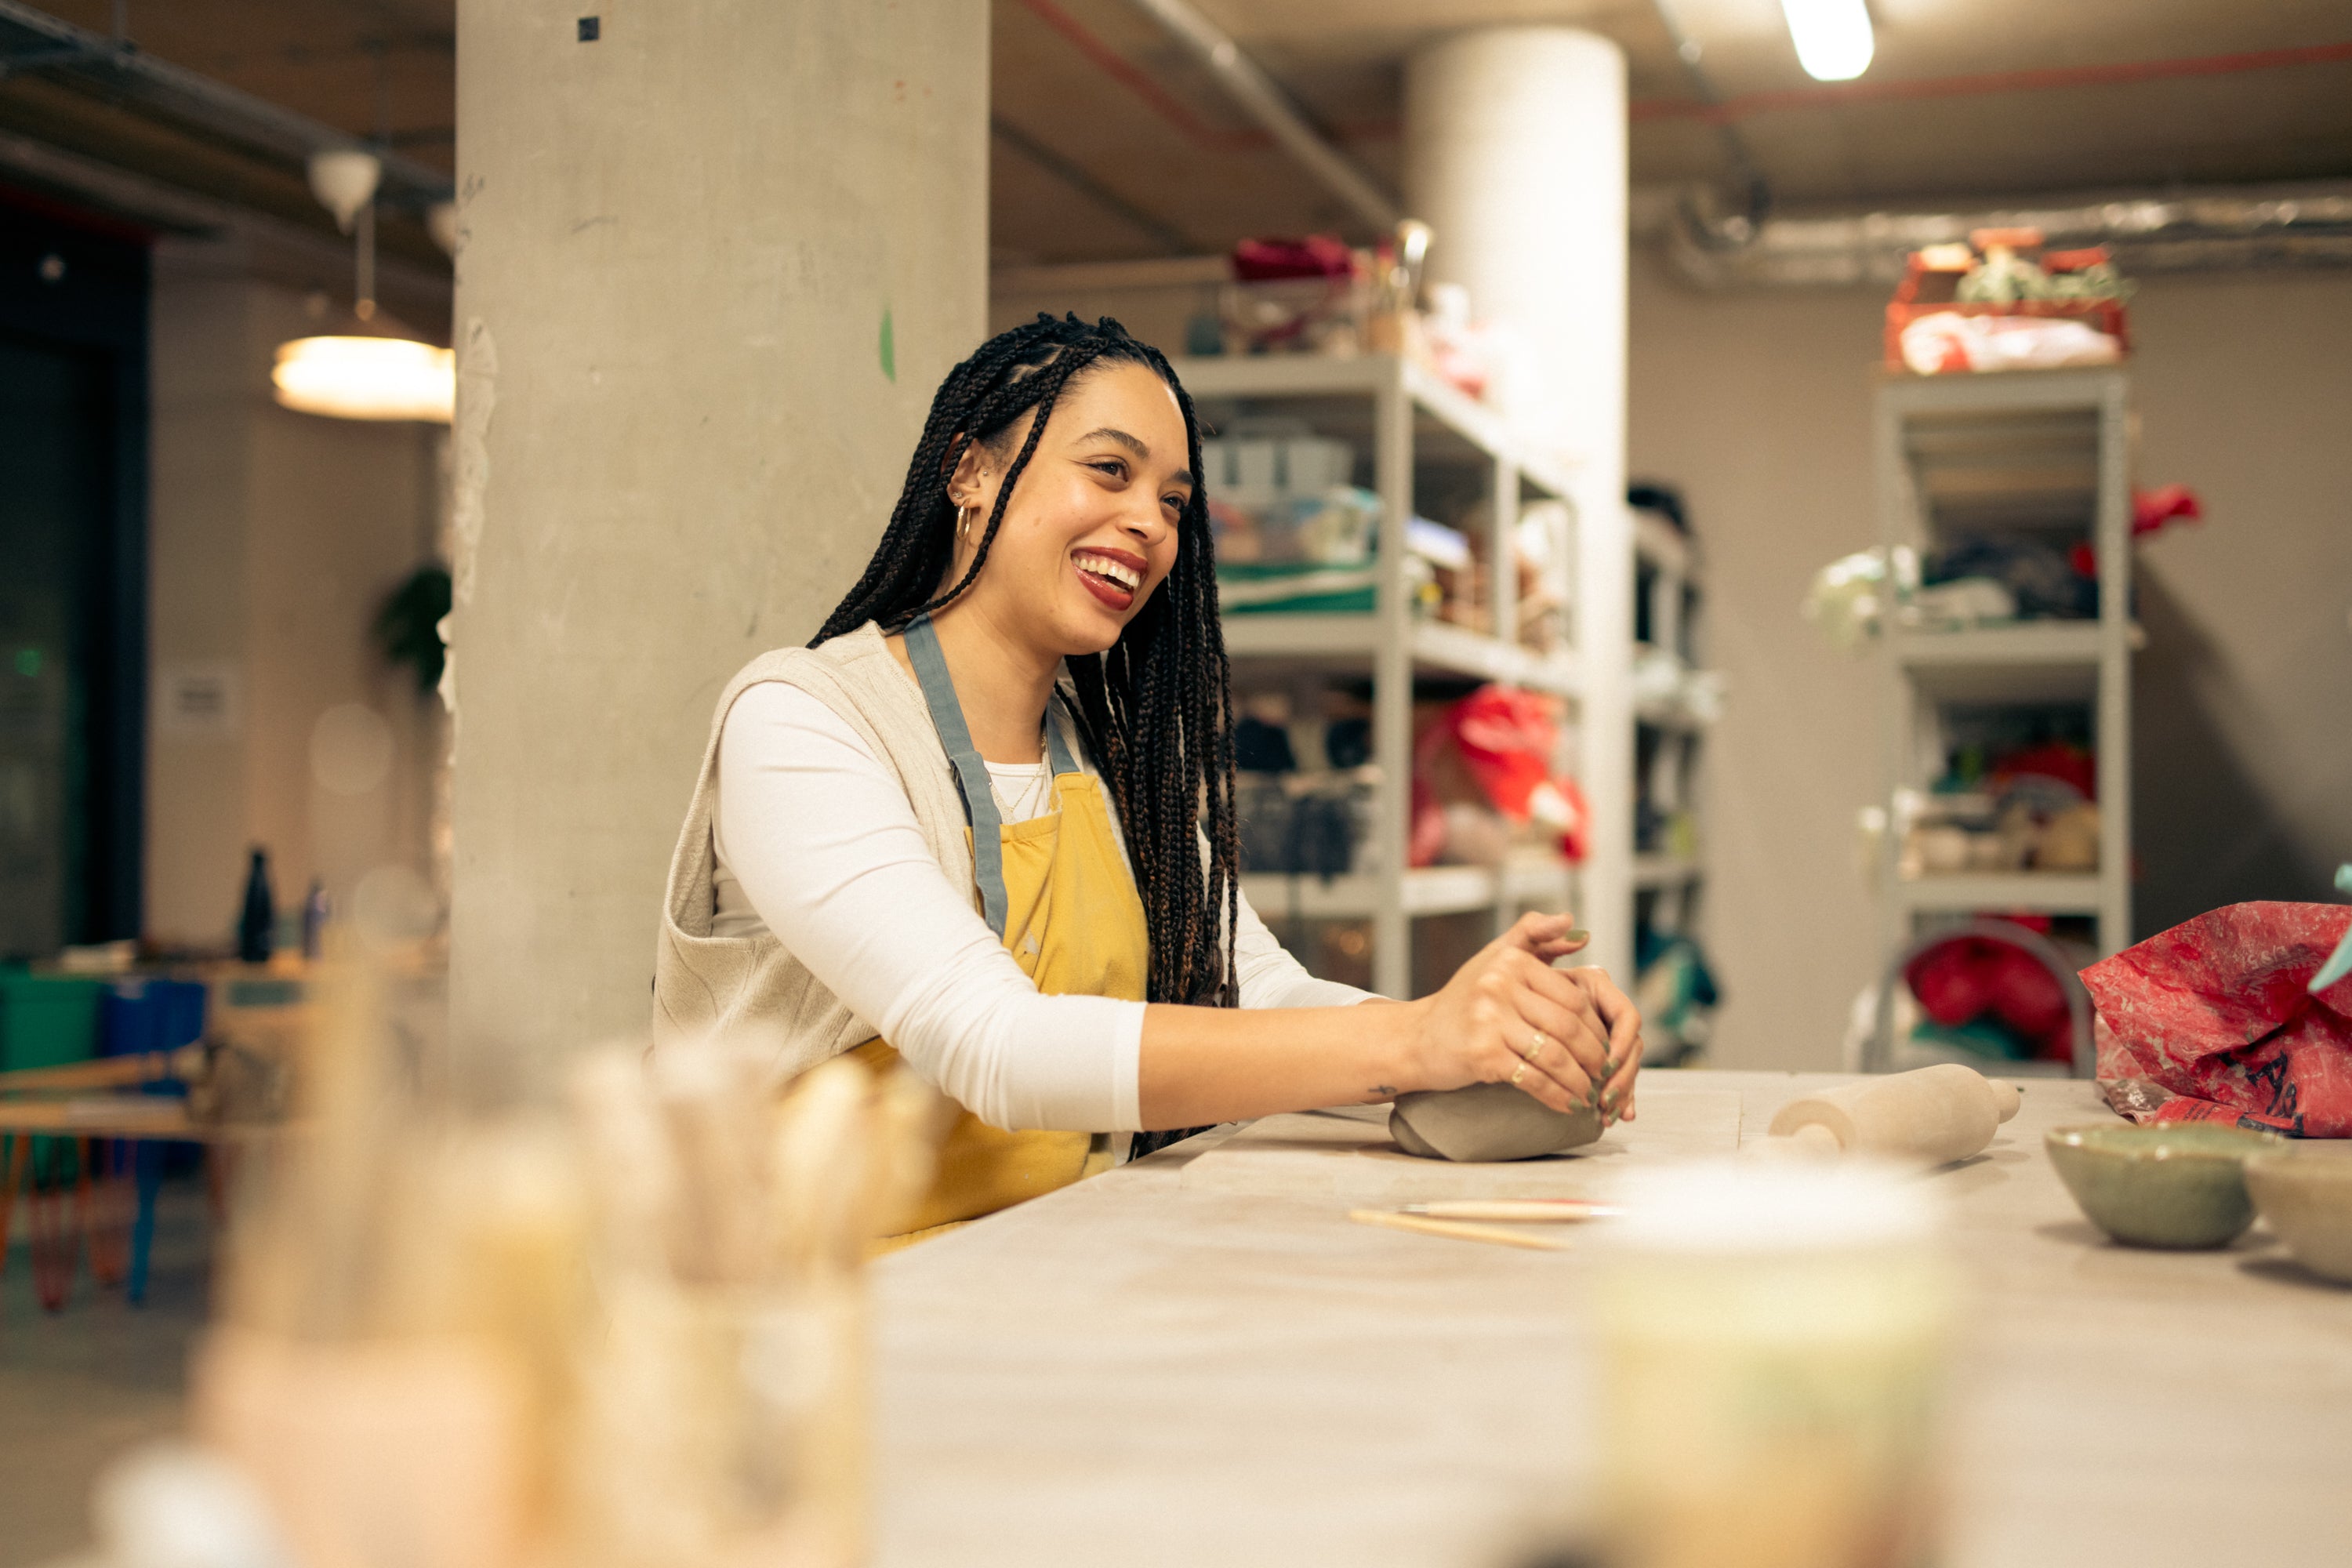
[869,1069,2352,1568]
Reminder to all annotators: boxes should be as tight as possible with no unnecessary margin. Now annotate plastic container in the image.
[1588,1161,1955,1568]
[100,977,209,1059]
[0,971,105,1073]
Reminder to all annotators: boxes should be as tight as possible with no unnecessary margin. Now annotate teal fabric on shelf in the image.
[1216,562,1378,615]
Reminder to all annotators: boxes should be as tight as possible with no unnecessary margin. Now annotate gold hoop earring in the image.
[957,506,973,543]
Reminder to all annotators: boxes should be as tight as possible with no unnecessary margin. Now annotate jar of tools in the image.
[1587,1161,1956,1568]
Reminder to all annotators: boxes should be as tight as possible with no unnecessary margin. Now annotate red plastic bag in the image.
[2082,902,2352,1136]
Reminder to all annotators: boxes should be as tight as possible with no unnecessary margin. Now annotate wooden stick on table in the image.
[1397,1200,1623,1222]
[1347,1208,1573,1252]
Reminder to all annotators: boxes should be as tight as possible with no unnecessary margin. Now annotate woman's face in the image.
[943,359,1193,657]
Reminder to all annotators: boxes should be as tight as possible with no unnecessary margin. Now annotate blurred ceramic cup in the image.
[1589,1160,1955,1568]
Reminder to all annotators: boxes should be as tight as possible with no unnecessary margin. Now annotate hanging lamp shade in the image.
[272,334,454,423]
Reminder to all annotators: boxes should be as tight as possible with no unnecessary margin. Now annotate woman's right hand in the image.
[1394,912,1636,1116]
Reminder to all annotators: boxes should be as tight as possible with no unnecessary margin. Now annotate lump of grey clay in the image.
[1389,1083,1602,1163]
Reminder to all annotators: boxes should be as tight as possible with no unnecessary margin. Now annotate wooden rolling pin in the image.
[1751,1063,2022,1167]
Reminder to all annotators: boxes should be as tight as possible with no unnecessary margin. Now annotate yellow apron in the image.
[854,613,1148,1248]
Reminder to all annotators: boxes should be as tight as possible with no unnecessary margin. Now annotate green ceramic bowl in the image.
[2045,1123,2285,1250]
[2245,1147,2352,1284]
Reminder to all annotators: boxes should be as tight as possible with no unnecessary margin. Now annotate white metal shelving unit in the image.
[1873,366,2134,1057]
[1176,352,1623,999]
[1631,499,1710,957]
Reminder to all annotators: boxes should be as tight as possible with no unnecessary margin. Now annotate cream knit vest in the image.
[651,622,975,1076]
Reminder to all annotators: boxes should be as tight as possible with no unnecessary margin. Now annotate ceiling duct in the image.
[1660,180,2352,290]
[0,0,453,218]
[1117,0,1401,231]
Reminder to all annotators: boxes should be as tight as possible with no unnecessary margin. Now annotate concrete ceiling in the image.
[993,0,2352,261]
[0,0,452,260]
[3,0,2348,269]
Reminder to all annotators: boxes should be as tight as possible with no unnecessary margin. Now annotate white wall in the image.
[147,248,445,948]
[1628,260,2352,1069]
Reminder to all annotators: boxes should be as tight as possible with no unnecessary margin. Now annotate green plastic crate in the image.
[0,973,104,1073]
[1,973,104,1187]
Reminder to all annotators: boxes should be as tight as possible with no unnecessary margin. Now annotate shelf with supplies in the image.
[1627,484,1716,1067]
[1893,873,2105,915]
[1177,349,1615,997]
[1172,352,1577,499]
[1218,612,1582,696]
[1632,645,1722,731]
[1889,621,2143,703]
[1629,485,1711,975]
[1632,854,1702,891]
[1871,366,2136,1073]
[1242,853,1578,924]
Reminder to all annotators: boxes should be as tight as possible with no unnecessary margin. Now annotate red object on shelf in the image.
[2085,902,2352,1136]
[1906,931,2075,1063]
[2132,482,2204,537]
[1990,739,2096,800]
[1883,248,2131,372]
[1410,687,1585,867]
[1231,234,1357,282]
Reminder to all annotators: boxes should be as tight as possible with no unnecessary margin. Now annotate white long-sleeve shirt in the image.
[710,681,1371,1132]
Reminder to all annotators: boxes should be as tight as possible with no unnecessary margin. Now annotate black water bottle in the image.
[237,847,275,964]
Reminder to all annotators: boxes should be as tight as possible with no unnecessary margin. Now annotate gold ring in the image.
[1522,1031,1548,1062]
[1510,1062,1530,1087]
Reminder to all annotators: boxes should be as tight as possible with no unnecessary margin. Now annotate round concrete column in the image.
[448,3,987,1092]
[1403,27,1635,982]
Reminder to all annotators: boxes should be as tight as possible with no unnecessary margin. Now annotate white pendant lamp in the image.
[273,336,456,423]
[1779,0,1875,82]
[273,148,456,424]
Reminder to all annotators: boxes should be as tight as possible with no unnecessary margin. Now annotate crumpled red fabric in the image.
[2082,902,2352,1136]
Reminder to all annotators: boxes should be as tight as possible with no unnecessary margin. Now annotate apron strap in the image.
[1043,696,1081,777]
[905,614,1011,938]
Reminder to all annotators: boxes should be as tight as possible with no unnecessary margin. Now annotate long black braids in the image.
[815,314,1238,1155]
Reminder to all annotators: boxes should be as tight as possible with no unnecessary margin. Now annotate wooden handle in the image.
[1348,1209,1573,1251]
[1398,1200,1622,1221]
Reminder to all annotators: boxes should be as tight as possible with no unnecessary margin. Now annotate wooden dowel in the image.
[1347,1208,1573,1252]
[1396,1200,1623,1222]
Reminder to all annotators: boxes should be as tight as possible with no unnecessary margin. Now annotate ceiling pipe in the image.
[1648,0,1771,252]
[1634,36,2352,127]
[991,180,2352,296]
[990,114,1195,254]
[0,0,453,216]
[1653,180,2352,290]
[1115,0,1402,230]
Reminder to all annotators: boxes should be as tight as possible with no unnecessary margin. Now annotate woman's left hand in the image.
[1570,965,1643,1124]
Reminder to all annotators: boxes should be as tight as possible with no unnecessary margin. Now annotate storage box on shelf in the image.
[1872,365,2133,1072]
[1179,352,1607,998]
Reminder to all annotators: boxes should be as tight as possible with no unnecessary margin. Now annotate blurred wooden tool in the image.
[1348,1208,1572,1252]
[1397,1199,1623,1222]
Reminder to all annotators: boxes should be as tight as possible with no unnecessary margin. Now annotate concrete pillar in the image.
[1403,28,1635,983]
[448,4,987,1093]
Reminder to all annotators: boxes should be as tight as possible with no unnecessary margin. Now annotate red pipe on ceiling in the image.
[1016,0,1257,150]
[1634,37,2352,125]
[1017,2,2352,150]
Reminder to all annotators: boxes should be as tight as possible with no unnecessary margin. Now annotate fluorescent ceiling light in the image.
[1780,0,1875,82]
[273,336,455,423]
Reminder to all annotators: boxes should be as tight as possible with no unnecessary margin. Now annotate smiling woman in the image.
[652,314,1640,1245]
